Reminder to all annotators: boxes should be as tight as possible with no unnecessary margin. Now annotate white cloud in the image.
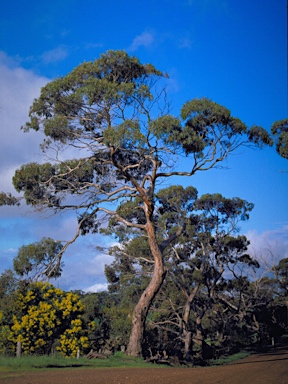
[0,52,115,292]
[0,247,18,271]
[0,51,48,192]
[41,46,69,64]
[0,51,21,68]
[246,225,288,269]
[54,244,114,292]
[84,283,108,293]
[129,31,155,51]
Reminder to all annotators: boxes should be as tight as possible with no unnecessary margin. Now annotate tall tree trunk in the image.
[126,218,166,357]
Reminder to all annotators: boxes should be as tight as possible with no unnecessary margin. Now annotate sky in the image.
[0,0,287,292]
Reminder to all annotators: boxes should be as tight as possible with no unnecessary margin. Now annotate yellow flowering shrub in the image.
[56,319,89,357]
[9,282,88,356]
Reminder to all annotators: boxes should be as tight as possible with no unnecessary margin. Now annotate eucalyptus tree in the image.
[147,193,258,359]
[3,50,272,356]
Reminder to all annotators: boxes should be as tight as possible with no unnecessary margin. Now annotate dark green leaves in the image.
[157,185,198,214]
[22,50,164,146]
[103,120,144,148]
[195,193,254,223]
[43,115,74,143]
[78,211,99,235]
[0,192,21,206]
[149,115,182,147]
[248,125,273,147]
[13,162,56,206]
[181,97,231,122]
[271,118,288,159]
[13,237,64,279]
[180,98,247,156]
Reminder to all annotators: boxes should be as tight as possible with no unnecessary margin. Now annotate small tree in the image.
[3,50,272,356]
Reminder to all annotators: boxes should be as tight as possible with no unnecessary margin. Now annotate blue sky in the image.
[0,0,287,292]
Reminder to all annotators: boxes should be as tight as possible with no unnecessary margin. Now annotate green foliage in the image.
[104,120,145,148]
[180,98,246,155]
[248,125,274,147]
[194,193,254,223]
[23,50,164,137]
[13,238,64,279]
[0,192,21,206]
[102,304,133,348]
[274,257,288,291]
[80,292,112,351]
[271,118,288,159]
[0,271,18,355]
[157,185,198,214]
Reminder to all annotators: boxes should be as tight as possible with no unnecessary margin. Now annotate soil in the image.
[1,346,288,384]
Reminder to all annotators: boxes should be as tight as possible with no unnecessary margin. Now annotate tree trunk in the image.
[16,341,21,358]
[126,218,166,357]
[182,284,200,359]
[183,331,192,360]
[193,315,204,349]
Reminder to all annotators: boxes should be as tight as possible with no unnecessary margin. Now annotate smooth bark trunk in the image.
[126,219,166,357]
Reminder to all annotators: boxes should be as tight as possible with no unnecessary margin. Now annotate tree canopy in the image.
[2,50,275,356]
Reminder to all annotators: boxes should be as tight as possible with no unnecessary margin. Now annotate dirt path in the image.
[1,347,288,384]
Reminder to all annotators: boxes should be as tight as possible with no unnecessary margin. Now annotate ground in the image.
[1,346,288,384]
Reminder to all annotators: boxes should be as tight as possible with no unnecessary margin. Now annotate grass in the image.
[0,350,252,375]
[0,352,151,373]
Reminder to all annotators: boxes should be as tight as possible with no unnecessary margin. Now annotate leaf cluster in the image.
[13,237,64,279]
[271,118,288,159]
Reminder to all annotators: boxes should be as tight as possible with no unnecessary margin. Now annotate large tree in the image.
[4,50,272,356]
